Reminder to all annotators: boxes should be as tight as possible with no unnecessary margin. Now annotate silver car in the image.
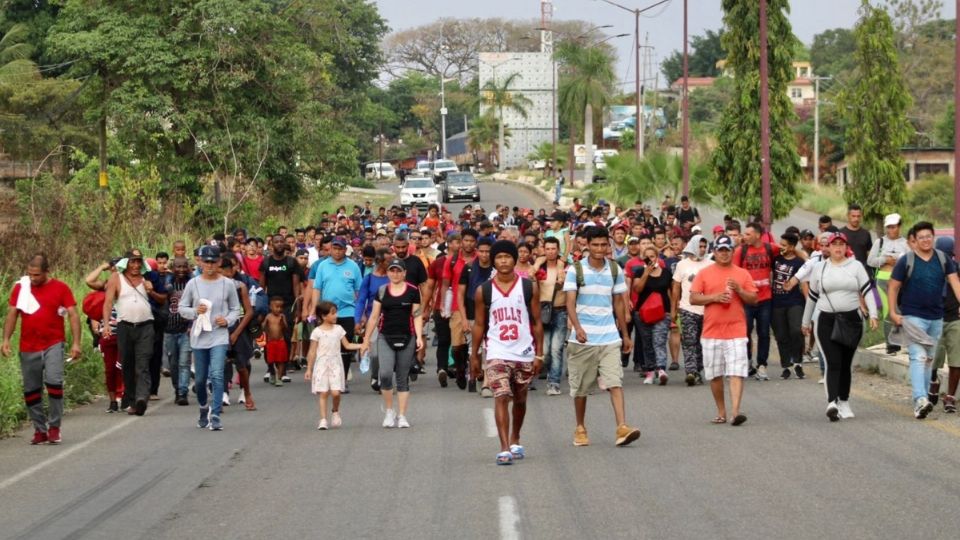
[442,172,480,202]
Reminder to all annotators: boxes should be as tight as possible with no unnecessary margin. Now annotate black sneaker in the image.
[794,365,805,379]
[781,368,791,380]
[669,362,680,371]
[438,370,448,388]
[748,366,757,378]
[175,394,189,406]
[134,399,147,416]
[107,400,119,413]
[371,378,381,393]
[467,379,477,393]
[456,371,467,390]
[685,373,696,387]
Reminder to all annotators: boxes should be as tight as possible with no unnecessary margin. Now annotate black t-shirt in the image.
[840,227,872,267]
[375,283,421,336]
[260,255,300,306]
[633,267,673,312]
[397,254,428,287]
[945,270,960,323]
[460,262,494,319]
[677,206,699,225]
[772,255,805,308]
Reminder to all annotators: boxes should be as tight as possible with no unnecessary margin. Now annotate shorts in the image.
[450,311,467,347]
[567,342,623,397]
[934,319,960,369]
[485,359,535,398]
[701,337,749,380]
[265,339,288,365]
[311,358,345,393]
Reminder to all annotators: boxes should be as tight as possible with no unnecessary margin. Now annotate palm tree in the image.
[0,23,39,85]
[479,71,531,172]
[556,41,615,186]
[591,150,715,206]
[468,113,507,171]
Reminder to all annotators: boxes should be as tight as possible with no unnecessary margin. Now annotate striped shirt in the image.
[563,259,627,346]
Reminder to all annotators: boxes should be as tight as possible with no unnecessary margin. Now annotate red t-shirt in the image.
[9,278,76,353]
[690,263,758,339]
[428,255,446,311]
[732,243,780,302]
[441,251,475,312]
[240,254,263,281]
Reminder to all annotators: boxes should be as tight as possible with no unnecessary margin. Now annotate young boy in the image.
[264,297,289,386]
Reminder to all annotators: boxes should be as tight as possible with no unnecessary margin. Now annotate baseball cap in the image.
[198,245,220,262]
[712,225,724,234]
[331,237,346,248]
[627,236,640,244]
[884,213,902,227]
[827,232,848,244]
[123,250,144,261]
[714,235,734,251]
[800,229,815,239]
[387,258,406,271]
[691,225,702,234]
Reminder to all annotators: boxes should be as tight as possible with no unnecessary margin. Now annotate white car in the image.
[593,149,619,170]
[400,177,439,209]
[414,161,432,177]
[431,159,458,180]
[365,162,396,180]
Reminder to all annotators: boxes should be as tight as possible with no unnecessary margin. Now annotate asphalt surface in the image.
[0,181,947,539]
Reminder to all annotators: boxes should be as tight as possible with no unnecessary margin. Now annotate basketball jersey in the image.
[484,279,535,362]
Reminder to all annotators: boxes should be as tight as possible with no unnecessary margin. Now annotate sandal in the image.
[496,451,514,466]
[944,394,957,413]
[244,398,257,411]
[731,414,748,426]
[710,416,726,424]
[509,444,525,460]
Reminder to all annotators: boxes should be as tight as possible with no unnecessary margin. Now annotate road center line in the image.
[483,407,497,438]
[0,400,167,492]
[498,495,521,540]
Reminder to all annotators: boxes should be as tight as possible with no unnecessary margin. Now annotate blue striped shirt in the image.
[563,260,627,345]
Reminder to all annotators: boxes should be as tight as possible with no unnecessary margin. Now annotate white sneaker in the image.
[397,415,410,428]
[826,401,840,422]
[756,366,769,381]
[317,418,328,430]
[263,371,270,382]
[817,377,825,385]
[643,372,655,385]
[838,400,855,419]
[915,397,934,419]
[382,408,397,428]
[331,412,342,428]
[346,367,354,382]
[480,386,494,398]
[238,393,245,405]
[222,392,231,406]
[546,384,561,396]
[281,375,292,383]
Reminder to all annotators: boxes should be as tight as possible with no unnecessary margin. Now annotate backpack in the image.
[81,290,106,321]
[573,259,619,291]
[738,242,774,268]
[904,249,948,282]
[481,277,535,338]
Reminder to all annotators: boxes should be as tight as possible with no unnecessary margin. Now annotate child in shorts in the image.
[264,297,288,387]
[305,301,362,430]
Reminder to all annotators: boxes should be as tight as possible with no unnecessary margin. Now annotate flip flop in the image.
[731,414,747,426]
[509,444,525,460]
[711,416,726,424]
[496,451,514,466]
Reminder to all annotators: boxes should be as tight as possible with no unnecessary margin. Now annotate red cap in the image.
[712,225,724,234]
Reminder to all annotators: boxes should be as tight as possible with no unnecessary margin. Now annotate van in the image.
[365,162,396,180]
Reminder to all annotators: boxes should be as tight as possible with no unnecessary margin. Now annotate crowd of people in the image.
[3,195,958,464]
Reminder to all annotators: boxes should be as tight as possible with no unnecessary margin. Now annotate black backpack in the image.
[480,277,535,338]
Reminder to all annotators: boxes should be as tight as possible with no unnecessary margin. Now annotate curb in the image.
[854,345,947,385]
[480,175,568,207]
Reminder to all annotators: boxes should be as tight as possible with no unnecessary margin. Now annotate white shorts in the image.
[701,338,749,380]
[311,359,345,394]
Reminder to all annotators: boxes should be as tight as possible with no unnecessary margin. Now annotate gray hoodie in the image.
[178,275,241,349]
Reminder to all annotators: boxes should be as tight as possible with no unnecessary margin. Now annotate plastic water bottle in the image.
[441,289,453,318]
[359,351,371,374]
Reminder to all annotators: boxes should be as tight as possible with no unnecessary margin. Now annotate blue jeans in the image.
[163,332,192,396]
[544,309,568,385]
[904,316,943,402]
[193,345,228,417]
[744,300,773,367]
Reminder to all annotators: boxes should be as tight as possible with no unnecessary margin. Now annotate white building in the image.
[478,52,555,169]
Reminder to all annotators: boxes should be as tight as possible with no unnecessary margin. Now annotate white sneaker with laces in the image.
[281,375,292,383]
[318,418,328,430]
[546,384,561,396]
[331,412,342,428]
[756,366,769,381]
[915,397,933,419]
[397,415,410,428]
[838,400,855,419]
[222,393,231,406]
[238,393,245,404]
[383,408,397,428]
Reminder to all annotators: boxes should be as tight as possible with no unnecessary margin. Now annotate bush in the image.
[907,174,953,226]
[798,183,848,220]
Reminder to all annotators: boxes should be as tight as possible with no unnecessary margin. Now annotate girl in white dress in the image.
[304,301,362,430]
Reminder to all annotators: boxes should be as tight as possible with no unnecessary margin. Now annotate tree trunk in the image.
[568,122,577,188]
[497,106,505,172]
[583,103,594,185]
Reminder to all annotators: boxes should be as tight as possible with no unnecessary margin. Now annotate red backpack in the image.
[81,290,106,321]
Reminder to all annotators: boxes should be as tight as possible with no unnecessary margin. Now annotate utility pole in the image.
[440,77,448,159]
[541,0,557,175]
[954,0,959,249]
[759,0,773,229]
[682,0,689,196]
[812,75,831,186]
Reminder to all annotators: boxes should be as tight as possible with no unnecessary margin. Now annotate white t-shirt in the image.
[673,257,712,315]
[484,279,535,362]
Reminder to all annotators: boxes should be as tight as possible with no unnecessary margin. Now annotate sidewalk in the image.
[482,172,574,207]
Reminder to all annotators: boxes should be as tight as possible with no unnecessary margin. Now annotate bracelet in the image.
[534,355,544,360]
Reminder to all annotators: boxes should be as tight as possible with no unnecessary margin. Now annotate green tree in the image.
[526,141,567,175]
[688,76,735,128]
[468,113,503,171]
[556,41,616,185]
[837,1,913,231]
[935,102,954,145]
[479,71,531,172]
[810,28,857,78]
[592,150,714,207]
[710,0,802,220]
[661,29,725,84]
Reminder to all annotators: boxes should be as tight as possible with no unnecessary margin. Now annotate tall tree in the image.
[837,1,912,231]
[479,71,531,172]
[556,41,616,185]
[710,0,802,220]
[468,113,503,170]
[660,29,725,84]
[810,28,857,78]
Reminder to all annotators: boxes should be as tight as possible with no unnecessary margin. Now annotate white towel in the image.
[192,299,213,337]
[15,276,40,315]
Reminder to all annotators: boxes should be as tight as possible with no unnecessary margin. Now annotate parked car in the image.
[441,172,480,202]
[431,159,458,182]
[364,161,396,180]
[400,177,440,209]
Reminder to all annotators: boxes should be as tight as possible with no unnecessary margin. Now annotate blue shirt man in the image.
[312,238,362,319]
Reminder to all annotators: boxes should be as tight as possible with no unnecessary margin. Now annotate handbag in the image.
[638,292,666,324]
[820,264,863,348]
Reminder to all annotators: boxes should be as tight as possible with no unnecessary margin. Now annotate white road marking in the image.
[0,400,166,491]
[484,407,497,437]
[499,495,521,540]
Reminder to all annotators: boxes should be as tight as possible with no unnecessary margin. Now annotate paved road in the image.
[382,177,546,217]
[0,180,935,540]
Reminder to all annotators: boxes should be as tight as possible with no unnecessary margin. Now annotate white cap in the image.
[884,213,901,227]
[691,225,702,233]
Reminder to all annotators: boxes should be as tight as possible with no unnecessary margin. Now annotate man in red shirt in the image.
[690,236,759,426]
[733,222,780,381]
[2,254,82,445]
[441,229,478,389]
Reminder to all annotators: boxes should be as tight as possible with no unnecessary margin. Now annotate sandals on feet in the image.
[711,416,726,424]
[509,444,525,460]
[496,451,514,465]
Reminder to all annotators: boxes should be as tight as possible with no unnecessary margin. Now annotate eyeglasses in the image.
[916,235,935,241]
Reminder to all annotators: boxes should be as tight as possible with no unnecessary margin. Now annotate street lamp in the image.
[439,76,457,159]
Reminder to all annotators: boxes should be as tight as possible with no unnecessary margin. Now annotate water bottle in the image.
[360,351,371,374]
[441,289,453,318]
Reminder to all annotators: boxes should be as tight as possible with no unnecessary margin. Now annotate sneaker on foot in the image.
[546,383,561,396]
[826,401,840,422]
[47,427,61,444]
[748,366,757,378]
[915,397,934,419]
[756,366,769,381]
[238,393,245,405]
[371,378,381,393]
[668,362,680,371]
[281,375,291,383]
[318,418,329,430]
[438,370,448,388]
[107,400,119,413]
[346,367,354,382]
[480,386,493,398]
[222,393,231,406]
[817,377,825,384]
[573,425,590,447]
[263,371,270,383]
[695,372,704,385]
[176,394,189,406]
[837,400,855,419]
[615,424,641,447]
[397,415,410,428]
[794,365,805,379]
[945,394,957,413]
[467,379,477,393]
[643,371,655,385]
[30,430,47,445]
[781,368,791,380]
[657,369,668,386]
[685,372,696,386]
[331,412,342,428]
[209,415,223,431]
[382,408,397,428]
[197,407,210,429]
[134,399,147,416]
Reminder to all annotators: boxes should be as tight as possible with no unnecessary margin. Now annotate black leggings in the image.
[816,310,859,403]
[433,312,451,373]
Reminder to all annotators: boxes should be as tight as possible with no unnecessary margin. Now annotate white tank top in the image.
[484,278,535,362]
[116,274,153,323]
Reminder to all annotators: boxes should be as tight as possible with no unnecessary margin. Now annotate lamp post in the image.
[439,76,457,158]
[682,0,689,196]
[759,0,772,230]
